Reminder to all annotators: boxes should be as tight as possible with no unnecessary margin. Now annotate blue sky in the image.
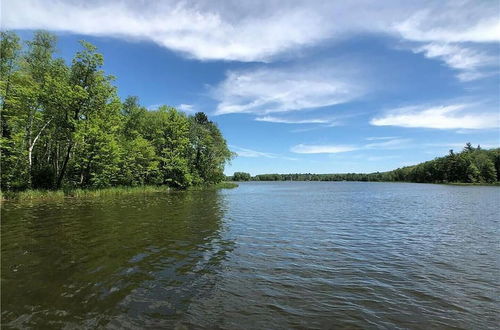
[4,0,500,175]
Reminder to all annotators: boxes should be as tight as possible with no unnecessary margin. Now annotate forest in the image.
[231,144,500,184]
[0,31,233,191]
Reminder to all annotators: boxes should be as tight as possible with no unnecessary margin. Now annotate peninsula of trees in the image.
[1,31,233,192]
[231,144,500,184]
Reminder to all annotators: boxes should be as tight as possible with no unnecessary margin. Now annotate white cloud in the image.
[395,3,500,79]
[3,0,336,62]
[291,138,411,154]
[365,136,400,141]
[230,145,277,158]
[291,144,359,154]
[365,138,412,149]
[4,0,498,63]
[178,103,195,112]
[394,6,500,43]
[414,43,497,81]
[213,64,364,115]
[230,145,297,160]
[417,44,492,71]
[371,104,500,129]
[255,115,337,125]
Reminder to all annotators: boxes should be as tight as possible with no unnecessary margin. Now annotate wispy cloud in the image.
[291,144,358,154]
[213,63,365,115]
[178,103,195,113]
[365,138,412,149]
[3,0,336,62]
[230,145,297,160]
[230,145,276,158]
[255,115,338,125]
[291,138,412,154]
[4,0,498,87]
[371,104,500,129]
[413,43,497,81]
[394,5,500,43]
[365,136,400,141]
[5,1,497,64]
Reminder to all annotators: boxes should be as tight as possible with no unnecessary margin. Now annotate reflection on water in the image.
[2,190,234,328]
[2,182,499,329]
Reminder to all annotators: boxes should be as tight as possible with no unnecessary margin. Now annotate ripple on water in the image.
[1,182,499,329]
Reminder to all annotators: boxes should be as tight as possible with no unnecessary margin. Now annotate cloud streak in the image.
[413,43,497,81]
[291,138,411,154]
[230,145,297,160]
[371,104,500,129]
[213,64,365,115]
[291,144,358,154]
[178,104,195,112]
[255,115,338,125]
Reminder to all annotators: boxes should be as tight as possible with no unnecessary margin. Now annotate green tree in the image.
[56,41,116,188]
[144,106,192,187]
[233,172,251,181]
[466,163,480,183]
[476,155,496,183]
[188,112,234,184]
[0,31,23,189]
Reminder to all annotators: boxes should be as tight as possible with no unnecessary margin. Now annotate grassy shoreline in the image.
[444,182,500,186]
[1,182,239,202]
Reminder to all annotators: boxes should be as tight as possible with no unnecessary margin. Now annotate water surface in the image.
[2,182,499,328]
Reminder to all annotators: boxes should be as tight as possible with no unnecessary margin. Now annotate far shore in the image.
[231,180,500,186]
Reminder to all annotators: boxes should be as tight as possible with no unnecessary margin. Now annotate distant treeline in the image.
[1,31,233,191]
[230,144,500,184]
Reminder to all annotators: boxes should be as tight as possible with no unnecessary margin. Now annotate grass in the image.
[215,181,239,189]
[3,189,66,202]
[445,182,500,186]
[1,185,170,202]
[187,181,239,191]
[1,182,238,202]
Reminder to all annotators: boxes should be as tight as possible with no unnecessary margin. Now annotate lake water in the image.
[2,182,499,329]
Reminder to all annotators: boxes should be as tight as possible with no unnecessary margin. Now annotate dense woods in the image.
[231,144,500,184]
[0,31,233,191]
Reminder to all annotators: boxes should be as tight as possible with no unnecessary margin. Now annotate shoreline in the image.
[232,180,500,186]
[1,182,239,202]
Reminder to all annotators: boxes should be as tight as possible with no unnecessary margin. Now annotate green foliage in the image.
[466,163,480,183]
[1,31,232,192]
[232,172,251,181]
[188,112,234,184]
[252,144,500,184]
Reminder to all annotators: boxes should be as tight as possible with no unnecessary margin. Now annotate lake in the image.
[2,182,499,329]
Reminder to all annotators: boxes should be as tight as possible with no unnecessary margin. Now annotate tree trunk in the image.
[27,119,51,188]
[57,142,73,189]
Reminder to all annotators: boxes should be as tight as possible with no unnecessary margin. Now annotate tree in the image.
[188,112,234,184]
[144,106,192,187]
[476,155,496,183]
[233,172,251,181]
[56,41,115,188]
[466,163,480,183]
[1,32,235,192]
[0,31,23,190]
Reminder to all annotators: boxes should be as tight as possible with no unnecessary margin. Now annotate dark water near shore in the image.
[2,182,499,329]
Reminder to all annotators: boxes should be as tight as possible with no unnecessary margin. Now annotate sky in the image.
[2,0,500,175]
